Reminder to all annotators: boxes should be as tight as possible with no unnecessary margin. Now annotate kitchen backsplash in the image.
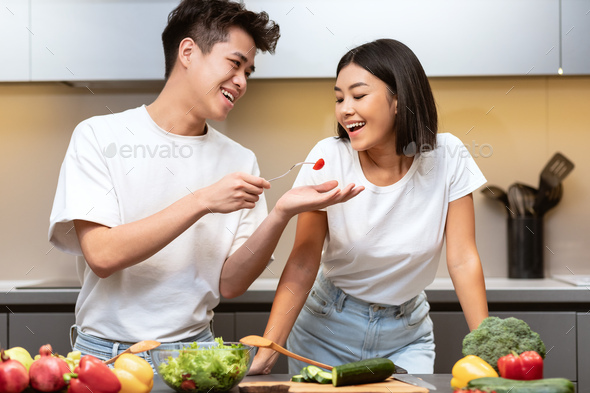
[1,76,589,284]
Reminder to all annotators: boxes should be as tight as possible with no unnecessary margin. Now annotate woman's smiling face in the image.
[334,63,398,152]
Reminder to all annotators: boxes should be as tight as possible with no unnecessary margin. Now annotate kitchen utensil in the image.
[103,340,160,365]
[539,183,563,214]
[515,183,537,216]
[239,335,333,370]
[507,184,524,216]
[507,216,544,278]
[267,162,316,182]
[480,185,509,206]
[393,374,437,390]
[533,153,574,212]
[150,342,255,393]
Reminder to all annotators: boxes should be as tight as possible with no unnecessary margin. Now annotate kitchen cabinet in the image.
[247,0,559,78]
[8,313,75,356]
[0,313,7,348]
[1,0,577,81]
[2,281,587,385]
[561,0,590,74]
[30,0,178,81]
[578,313,590,393]
[235,312,288,373]
[0,1,30,81]
[430,312,577,380]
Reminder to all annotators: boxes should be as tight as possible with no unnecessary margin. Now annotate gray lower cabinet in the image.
[212,312,236,342]
[8,313,75,356]
[0,313,7,348]
[430,311,577,381]
[235,312,288,374]
[578,313,590,393]
[430,312,470,374]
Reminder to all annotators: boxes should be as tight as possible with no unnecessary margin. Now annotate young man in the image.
[49,0,362,360]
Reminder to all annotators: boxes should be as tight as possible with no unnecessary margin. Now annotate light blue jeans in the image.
[286,271,435,374]
[70,325,214,369]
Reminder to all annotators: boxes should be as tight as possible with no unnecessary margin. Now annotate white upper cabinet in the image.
[561,0,590,75]
[247,0,560,78]
[0,1,31,81]
[30,0,178,81]
[2,0,584,81]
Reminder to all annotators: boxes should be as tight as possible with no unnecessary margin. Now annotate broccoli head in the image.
[462,316,546,371]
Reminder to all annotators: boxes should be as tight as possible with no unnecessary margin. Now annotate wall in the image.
[0,76,588,284]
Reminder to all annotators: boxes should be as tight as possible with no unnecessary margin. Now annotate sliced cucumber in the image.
[306,365,322,380]
[315,370,333,384]
[297,366,333,384]
[291,375,306,383]
[332,358,395,387]
[300,367,314,382]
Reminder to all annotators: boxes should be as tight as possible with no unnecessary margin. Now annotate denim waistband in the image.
[70,325,215,361]
[316,270,423,319]
[71,326,137,349]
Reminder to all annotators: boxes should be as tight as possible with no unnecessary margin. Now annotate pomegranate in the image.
[0,349,30,393]
[29,344,71,392]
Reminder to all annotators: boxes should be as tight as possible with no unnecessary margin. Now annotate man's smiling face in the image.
[186,26,256,122]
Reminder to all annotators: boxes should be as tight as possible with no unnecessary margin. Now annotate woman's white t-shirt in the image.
[293,133,486,305]
[49,106,268,342]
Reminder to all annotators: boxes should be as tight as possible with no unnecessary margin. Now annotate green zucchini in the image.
[331,358,395,387]
[467,377,574,393]
[291,375,306,383]
[315,370,333,384]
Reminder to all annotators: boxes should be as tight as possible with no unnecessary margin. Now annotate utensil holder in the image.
[507,216,544,278]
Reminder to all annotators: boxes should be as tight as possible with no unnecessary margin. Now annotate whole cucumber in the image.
[332,358,395,387]
[467,377,574,393]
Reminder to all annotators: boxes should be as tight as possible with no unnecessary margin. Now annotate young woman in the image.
[250,39,488,374]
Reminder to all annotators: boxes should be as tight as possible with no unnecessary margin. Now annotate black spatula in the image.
[533,152,574,213]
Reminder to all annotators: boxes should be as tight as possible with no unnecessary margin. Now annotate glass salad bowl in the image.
[150,340,256,393]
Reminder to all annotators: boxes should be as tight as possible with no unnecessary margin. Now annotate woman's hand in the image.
[274,181,364,219]
[248,348,280,375]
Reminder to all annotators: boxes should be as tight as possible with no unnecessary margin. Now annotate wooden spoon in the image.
[239,335,333,370]
[103,340,161,365]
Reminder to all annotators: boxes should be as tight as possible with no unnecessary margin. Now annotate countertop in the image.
[152,374,454,393]
[0,277,589,306]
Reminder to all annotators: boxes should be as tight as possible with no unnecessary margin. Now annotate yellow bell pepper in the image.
[450,355,499,389]
[112,354,154,393]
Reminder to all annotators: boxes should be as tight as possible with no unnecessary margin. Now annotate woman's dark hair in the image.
[336,39,437,155]
[162,0,280,79]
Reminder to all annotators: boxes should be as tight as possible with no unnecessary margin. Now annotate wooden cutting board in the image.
[238,378,429,393]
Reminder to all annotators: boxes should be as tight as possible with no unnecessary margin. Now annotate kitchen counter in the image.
[1,277,589,306]
[0,279,584,390]
[150,374,454,393]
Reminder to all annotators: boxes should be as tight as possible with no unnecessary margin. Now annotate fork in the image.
[267,162,316,182]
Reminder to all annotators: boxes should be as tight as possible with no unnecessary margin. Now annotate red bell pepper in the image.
[497,351,543,380]
[63,355,121,393]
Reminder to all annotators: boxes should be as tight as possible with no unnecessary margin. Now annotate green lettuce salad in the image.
[158,338,251,392]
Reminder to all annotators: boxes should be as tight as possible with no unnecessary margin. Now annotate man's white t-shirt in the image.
[49,105,268,342]
[293,133,487,305]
